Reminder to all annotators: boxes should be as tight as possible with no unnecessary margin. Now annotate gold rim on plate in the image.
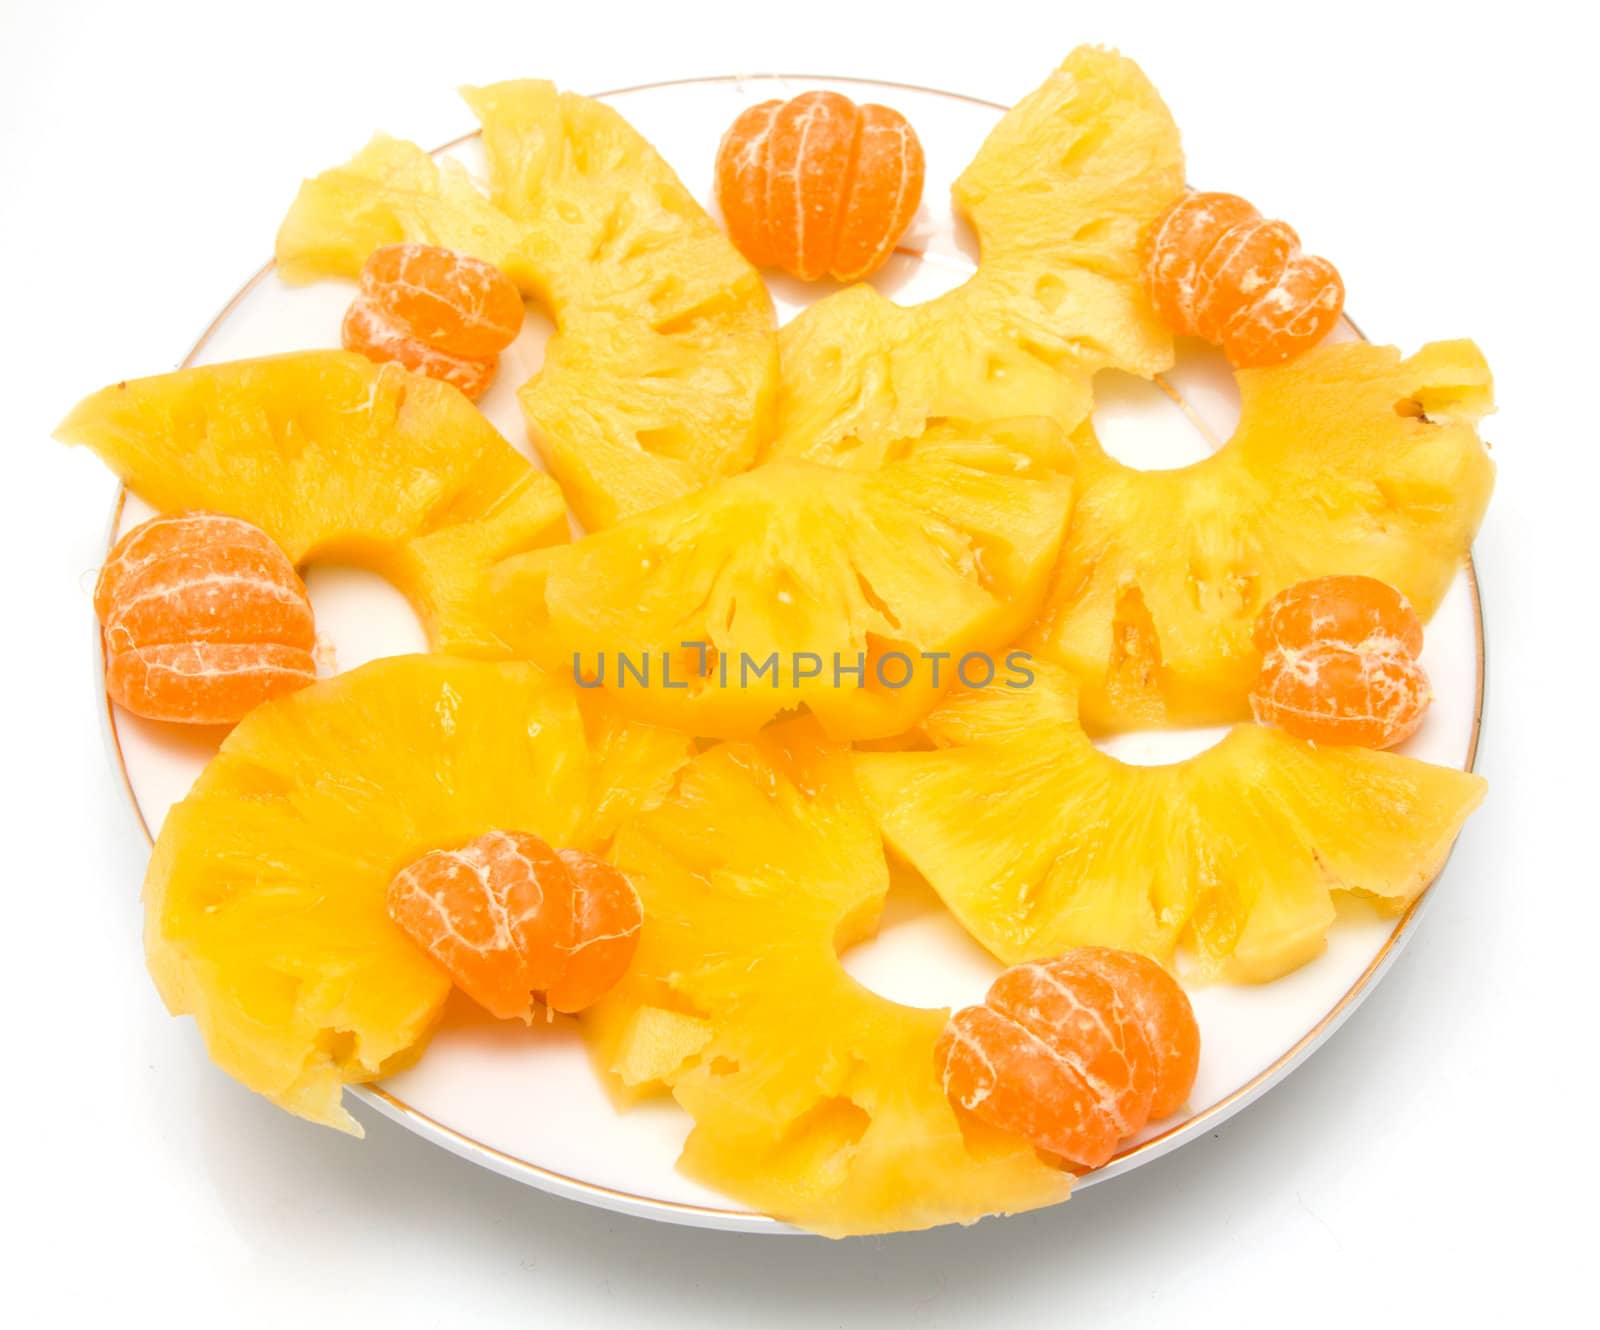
[96,74,1487,1234]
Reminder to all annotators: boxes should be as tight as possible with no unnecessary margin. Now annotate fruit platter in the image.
[61,49,1493,1237]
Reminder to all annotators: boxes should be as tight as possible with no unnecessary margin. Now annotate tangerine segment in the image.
[938,947,1201,1168]
[341,299,495,400]
[1250,575,1432,750]
[987,961,1155,1138]
[96,512,316,725]
[1226,252,1343,370]
[547,850,644,1014]
[1142,190,1344,367]
[386,830,641,1021]
[715,91,924,282]
[715,101,781,268]
[831,103,925,282]
[1046,947,1199,1121]
[937,1005,1124,1169]
[1142,192,1258,331]
[96,512,312,640]
[762,92,857,282]
[1252,642,1432,750]
[102,542,316,655]
[359,243,524,359]
[106,642,317,726]
[1191,218,1300,342]
[387,830,569,1020]
[1253,573,1425,657]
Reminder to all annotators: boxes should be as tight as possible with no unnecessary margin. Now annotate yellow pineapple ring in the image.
[771,46,1184,466]
[483,418,1074,740]
[854,663,1487,983]
[56,351,568,655]
[587,721,1072,1237]
[143,654,690,1132]
[1031,339,1495,732]
[275,82,777,531]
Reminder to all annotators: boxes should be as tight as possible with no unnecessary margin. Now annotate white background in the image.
[3,1,1594,1324]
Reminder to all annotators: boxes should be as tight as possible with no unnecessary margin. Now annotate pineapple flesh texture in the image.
[771,46,1184,466]
[463,81,776,526]
[854,663,1487,983]
[275,85,778,530]
[55,351,568,655]
[482,418,1074,740]
[144,655,691,1132]
[1031,339,1495,732]
[587,722,1072,1237]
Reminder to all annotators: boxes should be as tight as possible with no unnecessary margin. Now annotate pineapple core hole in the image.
[1093,725,1235,766]
[1091,338,1242,470]
[301,565,428,673]
[839,870,1000,1010]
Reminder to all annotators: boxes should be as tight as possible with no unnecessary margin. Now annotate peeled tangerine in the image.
[388,830,641,1020]
[586,721,1073,1237]
[276,81,778,529]
[771,47,1185,465]
[939,949,1200,1168]
[97,512,316,724]
[854,663,1487,982]
[56,352,567,656]
[142,655,691,1131]
[716,91,925,281]
[1251,575,1431,749]
[1143,191,1344,367]
[484,418,1074,740]
[342,243,524,400]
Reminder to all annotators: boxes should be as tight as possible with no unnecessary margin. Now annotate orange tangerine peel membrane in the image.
[938,948,1199,1168]
[1142,190,1344,367]
[388,830,642,1020]
[359,243,524,359]
[1249,575,1432,749]
[716,91,925,282]
[342,243,522,399]
[96,511,317,725]
[341,299,496,400]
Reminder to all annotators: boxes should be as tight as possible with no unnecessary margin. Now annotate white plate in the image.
[100,75,1485,1235]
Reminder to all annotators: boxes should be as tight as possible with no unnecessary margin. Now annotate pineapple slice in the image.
[55,351,567,655]
[854,663,1487,982]
[1031,339,1495,731]
[588,722,1072,1236]
[464,81,778,530]
[275,85,778,530]
[772,46,1184,465]
[144,654,690,1132]
[273,134,529,280]
[483,418,1074,740]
